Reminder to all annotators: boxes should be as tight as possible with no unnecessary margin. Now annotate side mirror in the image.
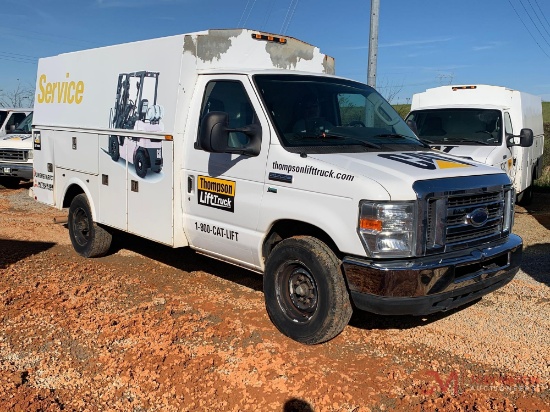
[406,119,418,135]
[198,111,261,157]
[519,128,533,148]
[506,128,533,148]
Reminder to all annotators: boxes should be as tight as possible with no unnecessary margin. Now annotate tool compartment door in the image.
[126,136,174,245]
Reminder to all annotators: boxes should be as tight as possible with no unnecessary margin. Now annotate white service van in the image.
[31,29,522,344]
[0,109,33,188]
[406,85,544,205]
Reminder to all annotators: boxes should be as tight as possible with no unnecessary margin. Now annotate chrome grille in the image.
[426,191,505,252]
[414,175,513,256]
[0,149,27,162]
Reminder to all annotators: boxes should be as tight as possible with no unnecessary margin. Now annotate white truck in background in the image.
[31,29,522,344]
[406,85,544,205]
[0,109,33,188]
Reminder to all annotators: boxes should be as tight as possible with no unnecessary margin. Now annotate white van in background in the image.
[0,110,33,188]
[406,85,544,205]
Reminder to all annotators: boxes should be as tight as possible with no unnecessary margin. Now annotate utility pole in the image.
[367,0,380,88]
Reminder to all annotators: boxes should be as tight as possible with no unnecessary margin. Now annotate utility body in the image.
[32,30,522,344]
[407,85,544,205]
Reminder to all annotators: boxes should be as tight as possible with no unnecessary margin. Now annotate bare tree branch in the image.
[0,80,35,108]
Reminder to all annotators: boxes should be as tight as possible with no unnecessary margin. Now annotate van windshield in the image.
[407,108,502,146]
[254,74,424,153]
[11,112,33,133]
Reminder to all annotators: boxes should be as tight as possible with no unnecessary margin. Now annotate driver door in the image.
[183,75,270,269]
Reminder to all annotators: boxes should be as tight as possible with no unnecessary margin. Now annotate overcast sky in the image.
[2,0,550,103]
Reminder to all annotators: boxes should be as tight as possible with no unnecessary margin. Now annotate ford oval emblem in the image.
[466,208,489,227]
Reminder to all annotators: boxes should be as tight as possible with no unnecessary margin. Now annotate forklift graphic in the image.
[108,71,164,178]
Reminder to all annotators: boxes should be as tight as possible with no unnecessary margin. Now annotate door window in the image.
[504,112,513,135]
[199,81,257,149]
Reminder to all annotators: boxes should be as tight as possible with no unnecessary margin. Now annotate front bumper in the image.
[0,163,33,180]
[343,234,523,316]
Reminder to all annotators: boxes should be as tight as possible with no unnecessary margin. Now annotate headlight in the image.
[27,150,33,160]
[358,201,416,257]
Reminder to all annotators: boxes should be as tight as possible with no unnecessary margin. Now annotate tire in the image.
[517,167,536,207]
[264,236,352,344]
[68,194,112,258]
[516,185,533,206]
[109,136,120,162]
[134,149,149,178]
[0,177,21,189]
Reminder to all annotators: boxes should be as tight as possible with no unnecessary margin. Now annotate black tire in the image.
[0,177,21,189]
[109,136,120,162]
[264,236,352,344]
[517,185,533,206]
[134,149,149,178]
[517,167,536,207]
[68,194,112,258]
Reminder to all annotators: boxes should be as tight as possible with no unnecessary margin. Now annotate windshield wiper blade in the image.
[372,133,429,147]
[455,138,488,145]
[320,132,382,149]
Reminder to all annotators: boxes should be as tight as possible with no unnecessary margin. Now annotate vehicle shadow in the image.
[348,298,481,331]
[108,230,264,292]
[519,243,550,287]
[0,238,56,269]
[521,191,550,231]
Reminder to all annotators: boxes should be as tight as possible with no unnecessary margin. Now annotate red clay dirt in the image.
[0,183,549,411]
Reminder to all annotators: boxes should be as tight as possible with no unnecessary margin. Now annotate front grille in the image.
[426,190,506,253]
[414,175,513,256]
[446,191,504,245]
[0,149,28,162]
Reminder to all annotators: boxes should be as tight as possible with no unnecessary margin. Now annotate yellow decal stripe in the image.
[435,159,472,169]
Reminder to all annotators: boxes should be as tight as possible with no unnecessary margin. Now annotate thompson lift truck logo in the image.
[197,176,236,212]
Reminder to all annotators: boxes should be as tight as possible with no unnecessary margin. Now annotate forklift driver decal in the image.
[198,176,236,212]
[378,152,475,170]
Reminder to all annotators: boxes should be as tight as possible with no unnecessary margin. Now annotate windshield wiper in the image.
[372,133,411,139]
[373,133,429,148]
[320,132,382,149]
[455,138,488,145]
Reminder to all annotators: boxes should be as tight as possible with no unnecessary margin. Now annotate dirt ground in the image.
[0,182,549,411]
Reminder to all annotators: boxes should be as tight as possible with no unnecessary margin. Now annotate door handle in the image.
[187,175,194,193]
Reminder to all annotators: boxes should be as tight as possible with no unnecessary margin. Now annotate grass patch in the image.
[393,104,410,120]
[543,102,550,123]
[533,121,550,191]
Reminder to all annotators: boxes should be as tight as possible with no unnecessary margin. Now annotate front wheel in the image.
[264,236,352,344]
[68,194,112,258]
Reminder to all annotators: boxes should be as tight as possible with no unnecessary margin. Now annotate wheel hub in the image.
[289,268,317,312]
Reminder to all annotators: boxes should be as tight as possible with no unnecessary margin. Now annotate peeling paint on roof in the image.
[196,29,242,63]
[182,29,334,73]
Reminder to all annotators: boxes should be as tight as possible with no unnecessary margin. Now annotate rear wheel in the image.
[68,194,112,258]
[517,185,533,206]
[264,236,352,344]
[517,167,536,206]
